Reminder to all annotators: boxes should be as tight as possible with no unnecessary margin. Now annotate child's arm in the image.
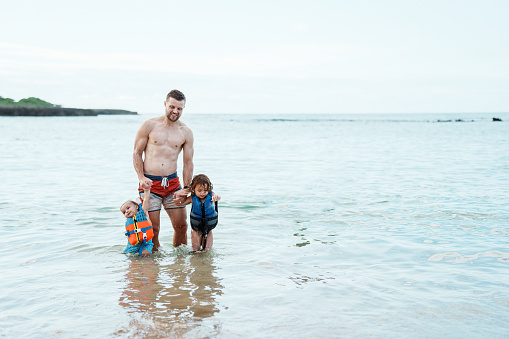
[142,189,151,224]
[178,195,193,206]
[212,192,221,212]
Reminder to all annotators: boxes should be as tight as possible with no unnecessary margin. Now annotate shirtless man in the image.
[133,89,194,251]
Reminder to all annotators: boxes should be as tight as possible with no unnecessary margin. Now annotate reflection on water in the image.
[118,252,223,338]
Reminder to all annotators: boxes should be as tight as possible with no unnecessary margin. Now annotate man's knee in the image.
[173,222,188,231]
[166,209,187,228]
[148,211,161,225]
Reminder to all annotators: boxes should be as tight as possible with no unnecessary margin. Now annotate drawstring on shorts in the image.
[161,177,169,188]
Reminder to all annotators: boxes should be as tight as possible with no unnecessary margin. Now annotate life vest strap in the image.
[138,239,146,256]
[125,226,153,237]
[190,215,218,222]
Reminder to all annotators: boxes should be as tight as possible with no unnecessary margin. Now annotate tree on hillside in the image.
[0,96,56,107]
[17,97,55,107]
[0,96,16,106]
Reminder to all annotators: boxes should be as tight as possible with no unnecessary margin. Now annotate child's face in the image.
[194,184,209,199]
[121,202,138,218]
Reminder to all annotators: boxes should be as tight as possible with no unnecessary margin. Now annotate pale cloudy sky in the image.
[1,0,507,114]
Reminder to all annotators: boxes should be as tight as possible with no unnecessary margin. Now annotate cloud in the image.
[0,41,362,78]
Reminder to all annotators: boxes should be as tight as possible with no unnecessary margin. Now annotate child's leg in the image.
[141,249,151,257]
[191,229,202,251]
[203,231,213,252]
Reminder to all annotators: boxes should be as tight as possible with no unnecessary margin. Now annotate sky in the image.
[0,0,508,114]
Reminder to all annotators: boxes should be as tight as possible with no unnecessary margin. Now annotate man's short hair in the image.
[166,89,186,103]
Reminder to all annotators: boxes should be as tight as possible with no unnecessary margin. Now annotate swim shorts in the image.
[123,240,154,254]
[138,172,184,212]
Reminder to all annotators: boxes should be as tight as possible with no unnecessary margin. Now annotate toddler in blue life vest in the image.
[120,190,154,257]
[179,174,221,252]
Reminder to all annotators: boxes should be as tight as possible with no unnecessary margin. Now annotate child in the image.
[179,174,221,252]
[120,190,154,257]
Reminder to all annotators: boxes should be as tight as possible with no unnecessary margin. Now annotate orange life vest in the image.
[125,203,154,246]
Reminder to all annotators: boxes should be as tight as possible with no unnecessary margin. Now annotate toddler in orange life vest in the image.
[120,190,154,257]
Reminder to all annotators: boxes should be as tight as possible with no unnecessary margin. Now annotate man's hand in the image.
[173,188,190,205]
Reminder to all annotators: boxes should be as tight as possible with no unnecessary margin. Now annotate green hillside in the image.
[0,96,59,107]
[0,96,137,116]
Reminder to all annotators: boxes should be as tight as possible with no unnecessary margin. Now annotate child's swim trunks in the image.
[123,239,154,255]
[138,172,184,211]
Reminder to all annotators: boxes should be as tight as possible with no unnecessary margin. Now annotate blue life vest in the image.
[190,193,218,235]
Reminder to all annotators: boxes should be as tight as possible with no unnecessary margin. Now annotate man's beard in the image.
[166,112,180,122]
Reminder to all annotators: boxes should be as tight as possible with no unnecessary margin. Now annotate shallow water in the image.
[1,113,508,338]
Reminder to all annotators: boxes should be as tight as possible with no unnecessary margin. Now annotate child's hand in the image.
[140,178,153,191]
[211,193,221,202]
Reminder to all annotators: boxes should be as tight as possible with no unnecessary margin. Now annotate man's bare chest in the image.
[148,127,185,149]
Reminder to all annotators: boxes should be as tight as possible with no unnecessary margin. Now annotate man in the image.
[133,89,193,251]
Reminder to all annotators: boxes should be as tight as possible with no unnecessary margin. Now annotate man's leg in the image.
[148,210,161,251]
[166,208,188,247]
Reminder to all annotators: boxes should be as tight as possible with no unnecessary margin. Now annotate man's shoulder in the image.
[177,120,191,130]
[179,122,193,140]
[140,116,164,130]
[144,116,165,125]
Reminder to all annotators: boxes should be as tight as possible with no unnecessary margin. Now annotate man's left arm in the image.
[175,127,194,202]
[182,127,194,188]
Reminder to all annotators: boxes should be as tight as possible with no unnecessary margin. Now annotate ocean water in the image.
[1,112,508,338]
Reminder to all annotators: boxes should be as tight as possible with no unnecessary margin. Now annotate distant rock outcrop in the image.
[435,117,504,123]
[0,106,137,116]
[0,96,137,116]
[90,109,137,115]
[436,119,474,122]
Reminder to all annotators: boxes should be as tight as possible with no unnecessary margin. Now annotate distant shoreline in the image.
[0,106,137,116]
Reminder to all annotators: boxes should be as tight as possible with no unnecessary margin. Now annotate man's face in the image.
[164,97,185,122]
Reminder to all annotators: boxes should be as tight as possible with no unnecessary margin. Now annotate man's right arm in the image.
[133,121,152,190]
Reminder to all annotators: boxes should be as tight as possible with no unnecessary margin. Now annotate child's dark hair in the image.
[120,200,138,212]
[190,174,213,194]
